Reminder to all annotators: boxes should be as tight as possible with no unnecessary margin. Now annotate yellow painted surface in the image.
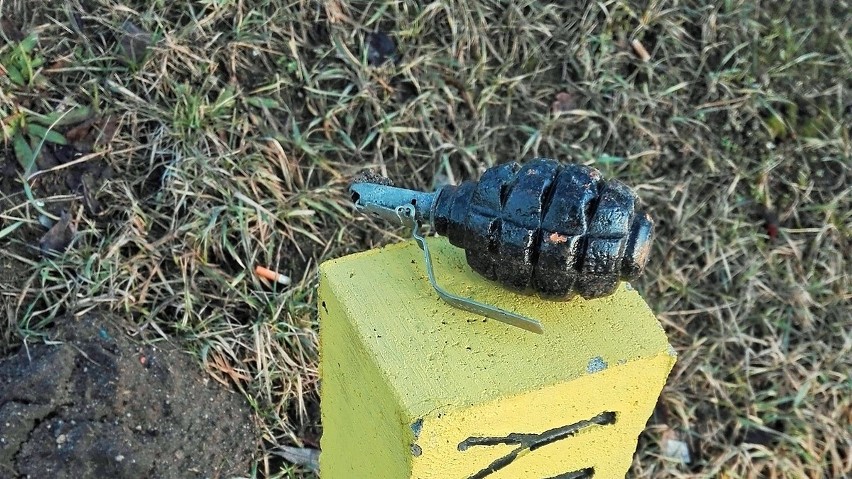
[319,238,676,479]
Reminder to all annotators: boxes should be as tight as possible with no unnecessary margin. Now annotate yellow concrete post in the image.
[319,238,676,479]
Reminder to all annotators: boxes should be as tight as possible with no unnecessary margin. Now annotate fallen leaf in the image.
[119,21,153,66]
[94,115,120,146]
[64,115,120,152]
[39,210,76,255]
[64,117,99,146]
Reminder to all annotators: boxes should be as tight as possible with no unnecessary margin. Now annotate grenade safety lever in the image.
[349,158,655,334]
[395,203,545,334]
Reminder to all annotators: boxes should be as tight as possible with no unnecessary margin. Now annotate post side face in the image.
[411,354,675,479]
[319,238,676,479]
[319,275,414,478]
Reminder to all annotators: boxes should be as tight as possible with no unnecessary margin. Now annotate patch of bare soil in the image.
[0,313,256,478]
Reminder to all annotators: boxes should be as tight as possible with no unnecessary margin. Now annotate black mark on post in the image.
[458,411,615,479]
[411,418,423,439]
[321,301,328,314]
[545,468,594,479]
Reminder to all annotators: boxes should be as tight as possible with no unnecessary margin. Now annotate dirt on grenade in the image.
[0,313,257,479]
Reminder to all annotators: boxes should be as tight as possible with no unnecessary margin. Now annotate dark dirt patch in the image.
[0,313,256,479]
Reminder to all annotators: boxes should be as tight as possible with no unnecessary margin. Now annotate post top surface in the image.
[320,237,674,419]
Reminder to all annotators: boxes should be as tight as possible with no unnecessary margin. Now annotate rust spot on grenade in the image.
[548,232,569,244]
[432,158,654,299]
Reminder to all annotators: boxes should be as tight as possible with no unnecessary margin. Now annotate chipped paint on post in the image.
[319,238,676,478]
[586,356,608,374]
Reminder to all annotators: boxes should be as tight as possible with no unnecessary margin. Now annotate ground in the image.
[0,314,255,478]
[0,1,850,478]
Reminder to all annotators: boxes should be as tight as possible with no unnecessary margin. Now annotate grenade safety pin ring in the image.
[351,158,655,334]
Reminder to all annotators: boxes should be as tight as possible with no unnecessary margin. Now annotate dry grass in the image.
[1,0,850,477]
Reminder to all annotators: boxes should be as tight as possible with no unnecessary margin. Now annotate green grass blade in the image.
[5,64,25,86]
[12,132,36,174]
[29,106,93,127]
[27,124,68,145]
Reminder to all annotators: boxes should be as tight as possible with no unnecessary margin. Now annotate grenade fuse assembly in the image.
[350,158,654,333]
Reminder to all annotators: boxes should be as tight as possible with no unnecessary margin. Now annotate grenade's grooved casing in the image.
[432,158,654,299]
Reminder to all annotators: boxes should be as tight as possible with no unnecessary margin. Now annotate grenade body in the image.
[431,158,653,299]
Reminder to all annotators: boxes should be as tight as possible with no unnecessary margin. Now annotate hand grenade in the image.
[349,158,654,332]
